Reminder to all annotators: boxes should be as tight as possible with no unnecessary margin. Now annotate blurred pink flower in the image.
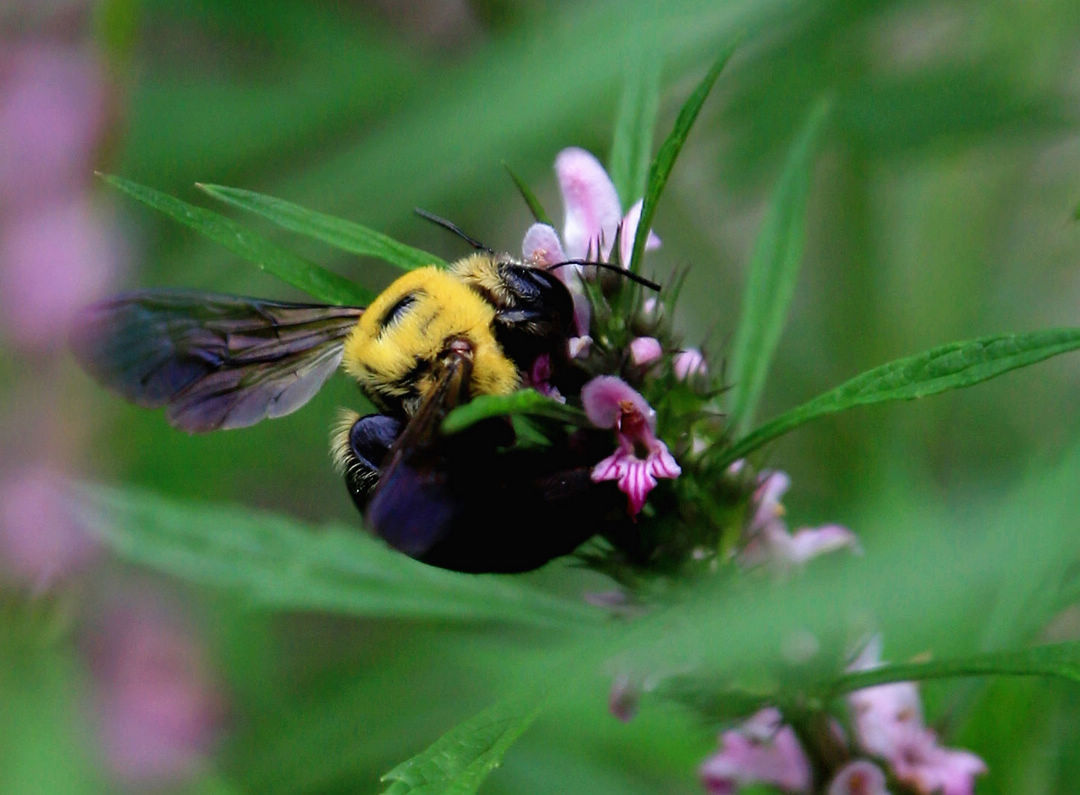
[699,708,812,794]
[0,43,107,210]
[0,196,118,350]
[827,760,890,795]
[673,348,708,384]
[582,376,680,517]
[848,637,986,795]
[89,599,226,787]
[0,465,98,591]
[739,470,859,571]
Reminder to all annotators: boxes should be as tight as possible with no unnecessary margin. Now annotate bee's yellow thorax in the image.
[342,266,519,410]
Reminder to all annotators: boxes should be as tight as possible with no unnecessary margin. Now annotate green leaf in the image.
[442,390,587,435]
[74,483,602,629]
[723,327,1080,465]
[100,174,375,305]
[627,41,736,273]
[0,641,102,795]
[381,697,542,795]
[197,183,444,271]
[726,98,832,433]
[503,163,554,228]
[608,49,662,203]
[830,641,1080,696]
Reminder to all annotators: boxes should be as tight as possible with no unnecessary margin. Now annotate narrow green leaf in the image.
[502,163,554,228]
[73,483,602,629]
[100,174,375,305]
[628,41,737,273]
[723,327,1080,465]
[608,49,662,203]
[197,183,444,271]
[727,98,832,433]
[381,697,542,795]
[830,641,1080,697]
[442,390,587,435]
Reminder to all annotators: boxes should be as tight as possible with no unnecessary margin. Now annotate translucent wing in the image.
[72,290,363,431]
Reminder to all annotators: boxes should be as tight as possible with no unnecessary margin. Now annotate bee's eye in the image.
[378,292,419,331]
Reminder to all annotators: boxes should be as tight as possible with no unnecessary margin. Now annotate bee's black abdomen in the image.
[365,422,627,573]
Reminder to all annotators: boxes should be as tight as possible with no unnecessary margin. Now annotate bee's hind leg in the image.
[331,412,403,511]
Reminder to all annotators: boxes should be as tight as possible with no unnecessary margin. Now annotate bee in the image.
[73,214,658,572]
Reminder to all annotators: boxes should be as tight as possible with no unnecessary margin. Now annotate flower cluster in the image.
[518,148,682,520]
[0,20,223,790]
[521,147,987,795]
[739,469,859,572]
[699,636,986,795]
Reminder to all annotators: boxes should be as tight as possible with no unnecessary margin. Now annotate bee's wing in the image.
[72,290,363,432]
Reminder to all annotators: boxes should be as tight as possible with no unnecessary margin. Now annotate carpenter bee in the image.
[73,214,659,572]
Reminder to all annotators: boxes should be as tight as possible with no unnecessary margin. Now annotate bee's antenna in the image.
[414,208,493,253]
[546,259,661,291]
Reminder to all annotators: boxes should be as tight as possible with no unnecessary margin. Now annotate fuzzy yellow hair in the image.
[342,265,518,412]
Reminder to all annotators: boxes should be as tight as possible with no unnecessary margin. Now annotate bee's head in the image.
[342,266,519,416]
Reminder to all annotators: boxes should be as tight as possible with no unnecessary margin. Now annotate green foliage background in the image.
[7,0,1080,792]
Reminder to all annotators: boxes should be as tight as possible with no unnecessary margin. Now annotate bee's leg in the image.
[340,414,403,511]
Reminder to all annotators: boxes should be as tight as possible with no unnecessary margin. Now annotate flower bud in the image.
[630,336,663,367]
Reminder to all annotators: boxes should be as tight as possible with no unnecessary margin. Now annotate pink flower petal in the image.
[0,43,108,210]
[581,376,655,430]
[521,222,566,266]
[827,760,889,795]
[887,727,986,795]
[90,595,226,787]
[751,470,791,531]
[700,709,812,794]
[591,442,680,518]
[555,147,622,260]
[673,348,708,382]
[567,335,592,359]
[0,466,98,590]
[847,637,986,795]
[592,450,629,483]
[629,336,663,366]
[786,524,861,564]
[617,198,662,266]
[0,196,119,350]
[647,443,682,479]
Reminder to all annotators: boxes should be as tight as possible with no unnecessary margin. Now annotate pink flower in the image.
[0,196,119,350]
[848,637,986,795]
[522,147,660,337]
[828,760,890,795]
[88,597,226,787]
[0,43,108,211]
[739,470,859,571]
[554,147,660,263]
[630,336,663,366]
[699,708,812,794]
[521,353,562,400]
[582,376,681,517]
[0,465,98,591]
[674,347,708,384]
